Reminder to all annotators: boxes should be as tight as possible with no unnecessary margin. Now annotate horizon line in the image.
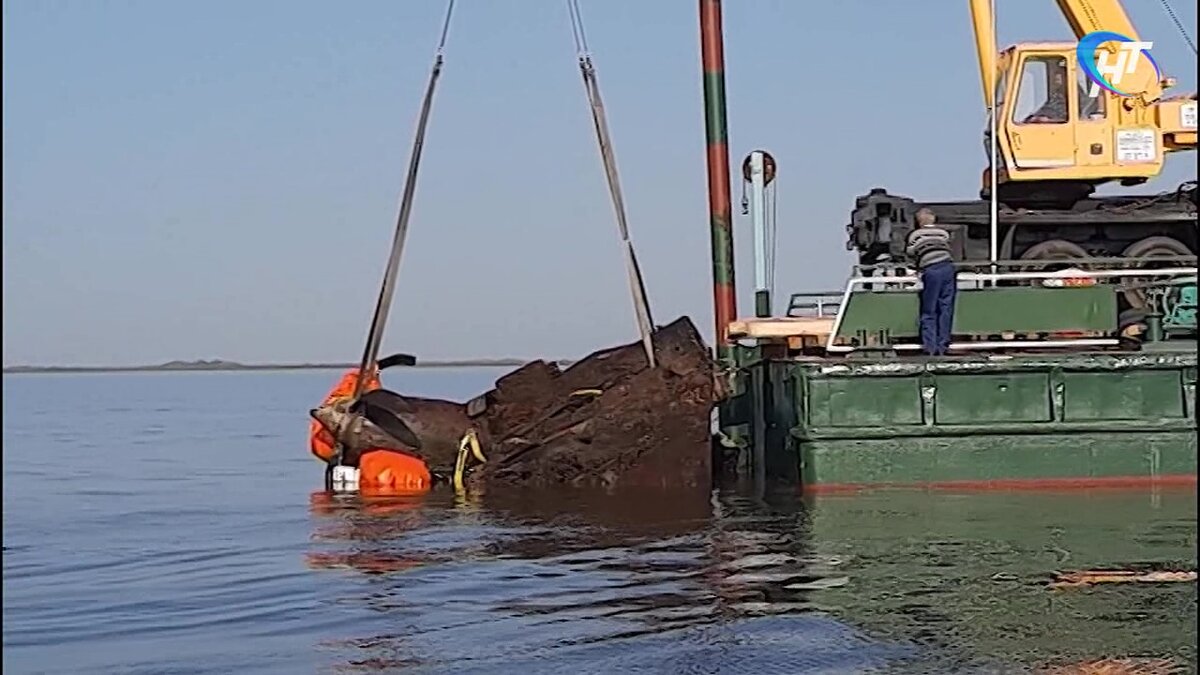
[2,357,572,375]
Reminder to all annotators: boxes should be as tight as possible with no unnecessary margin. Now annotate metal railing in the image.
[823,264,1199,354]
[785,292,844,318]
[852,255,1198,283]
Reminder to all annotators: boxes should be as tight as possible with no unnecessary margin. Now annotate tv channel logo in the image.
[1077,30,1160,98]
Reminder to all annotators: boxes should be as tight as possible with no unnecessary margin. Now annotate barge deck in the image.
[718,264,1198,491]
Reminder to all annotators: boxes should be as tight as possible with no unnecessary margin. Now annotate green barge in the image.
[716,262,1198,490]
[692,1,1198,491]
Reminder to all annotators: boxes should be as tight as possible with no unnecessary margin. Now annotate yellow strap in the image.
[453,429,487,492]
[570,388,603,397]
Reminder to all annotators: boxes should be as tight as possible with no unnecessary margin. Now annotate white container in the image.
[330,465,360,492]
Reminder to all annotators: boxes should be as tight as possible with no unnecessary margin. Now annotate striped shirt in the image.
[905,226,953,270]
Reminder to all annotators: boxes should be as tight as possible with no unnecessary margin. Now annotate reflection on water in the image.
[306,486,1197,674]
[2,371,1195,674]
[306,486,910,673]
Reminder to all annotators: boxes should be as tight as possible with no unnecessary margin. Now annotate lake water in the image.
[3,369,1196,674]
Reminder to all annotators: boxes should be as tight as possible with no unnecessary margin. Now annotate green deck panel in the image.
[797,418,1196,440]
[798,432,1198,486]
[795,350,1198,374]
[1061,370,1188,420]
[806,376,923,428]
[797,352,1194,435]
[835,285,1118,340]
[933,373,1052,424]
[722,347,1198,486]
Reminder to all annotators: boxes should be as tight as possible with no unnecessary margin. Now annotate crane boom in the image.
[1053,0,1139,40]
[969,0,996,110]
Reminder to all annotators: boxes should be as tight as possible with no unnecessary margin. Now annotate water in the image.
[3,369,1196,674]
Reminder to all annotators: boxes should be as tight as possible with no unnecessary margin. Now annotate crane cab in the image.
[983,42,1188,207]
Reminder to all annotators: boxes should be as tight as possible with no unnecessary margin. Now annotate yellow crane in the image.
[970,0,1197,206]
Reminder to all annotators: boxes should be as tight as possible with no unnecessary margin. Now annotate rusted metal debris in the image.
[313,316,717,489]
[1048,569,1197,589]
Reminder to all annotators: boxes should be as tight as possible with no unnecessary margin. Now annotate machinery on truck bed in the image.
[846,0,1198,273]
[848,182,1196,267]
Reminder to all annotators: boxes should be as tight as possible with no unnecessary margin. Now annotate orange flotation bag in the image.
[359,449,431,490]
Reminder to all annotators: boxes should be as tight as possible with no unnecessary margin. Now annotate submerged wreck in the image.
[311,316,717,491]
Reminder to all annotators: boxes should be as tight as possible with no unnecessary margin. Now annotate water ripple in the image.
[3,371,1195,674]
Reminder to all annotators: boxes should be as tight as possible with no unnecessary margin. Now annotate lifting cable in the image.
[1156,0,1197,56]
[339,0,457,462]
[567,0,658,369]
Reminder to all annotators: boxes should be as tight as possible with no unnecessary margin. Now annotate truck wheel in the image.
[1121,236,1192,308]
[1122,235,1192,261]
[1019,239,1089,270]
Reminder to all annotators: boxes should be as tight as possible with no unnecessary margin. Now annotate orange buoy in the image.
[359,449,431,493]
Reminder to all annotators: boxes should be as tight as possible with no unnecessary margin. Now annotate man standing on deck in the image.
[905,208,957,356]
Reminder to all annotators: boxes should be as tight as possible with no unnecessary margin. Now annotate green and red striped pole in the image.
[699,0,737,364]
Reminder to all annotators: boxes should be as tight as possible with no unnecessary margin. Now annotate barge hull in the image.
[723,350,1198,489]
[801,433,1197,491]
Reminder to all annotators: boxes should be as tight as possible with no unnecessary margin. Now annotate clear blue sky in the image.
[3,1,1196,366]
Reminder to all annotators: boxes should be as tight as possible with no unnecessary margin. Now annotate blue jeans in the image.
[918,260,957,355]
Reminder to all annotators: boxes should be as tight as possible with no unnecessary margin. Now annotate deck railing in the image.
[855,254,1195,281]
[784,292,844,318]
[820,262,1198,354]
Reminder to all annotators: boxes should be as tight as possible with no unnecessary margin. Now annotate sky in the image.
[3,0,1197,367]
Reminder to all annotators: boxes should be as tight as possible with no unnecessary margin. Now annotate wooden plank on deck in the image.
[728,317,835,340]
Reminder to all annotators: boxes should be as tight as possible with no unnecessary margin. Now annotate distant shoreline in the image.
[2,358,569,375]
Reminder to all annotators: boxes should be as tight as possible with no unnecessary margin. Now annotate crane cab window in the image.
[1077,67,1106,121]
[1012,56,1069,125]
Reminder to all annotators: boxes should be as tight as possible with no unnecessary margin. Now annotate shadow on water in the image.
[305,482,1196,674]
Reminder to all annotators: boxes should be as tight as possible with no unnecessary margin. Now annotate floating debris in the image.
[783,576,850,591]
[1037,657,1188,674]
[1049,569,1197,589]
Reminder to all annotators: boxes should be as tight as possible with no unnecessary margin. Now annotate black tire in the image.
[1122,235,1192,261]
[1121,236,1192,309]
[1019,239,1090,271]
